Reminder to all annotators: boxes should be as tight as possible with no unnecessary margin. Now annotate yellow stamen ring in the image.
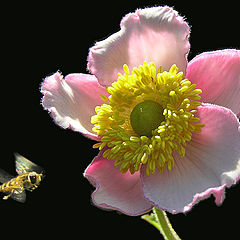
[91,62,204,175]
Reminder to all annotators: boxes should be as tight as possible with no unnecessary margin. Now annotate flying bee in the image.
[0,153,44,202]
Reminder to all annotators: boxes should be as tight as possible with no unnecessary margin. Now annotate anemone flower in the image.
[41,6,240,215]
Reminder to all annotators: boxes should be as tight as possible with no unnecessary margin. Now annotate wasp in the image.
[0,153,44,202]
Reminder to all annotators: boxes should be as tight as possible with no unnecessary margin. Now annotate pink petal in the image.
[88,6,190,86]
[41,72,108,140]
[141,103,240,213]
[186,49,240,115]
[84,149,152,216]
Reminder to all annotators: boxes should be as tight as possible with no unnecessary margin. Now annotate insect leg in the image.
[3,189,15,200]
[28,184,38,192]
[2,186,24,201]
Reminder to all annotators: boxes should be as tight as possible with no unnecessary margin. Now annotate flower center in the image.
[91,62,204,175]
[130,100,164,138]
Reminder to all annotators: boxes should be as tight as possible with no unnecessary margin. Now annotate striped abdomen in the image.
[0,177,22,192]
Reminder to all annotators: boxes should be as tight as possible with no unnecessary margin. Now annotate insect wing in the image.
[15,153,43,175]
[0,168,13,184]
[9,190,26,203]
[0,168,26,203]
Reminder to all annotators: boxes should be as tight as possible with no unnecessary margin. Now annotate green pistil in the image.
[130,100,164,137]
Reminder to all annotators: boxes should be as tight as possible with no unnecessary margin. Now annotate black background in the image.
[3,0,239,238]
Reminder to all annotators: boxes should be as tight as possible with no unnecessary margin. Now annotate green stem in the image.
[153,207,181,240]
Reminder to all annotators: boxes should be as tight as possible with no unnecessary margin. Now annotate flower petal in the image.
[41,72,108,140]
[88,6,190,86]
[186,49,240,115]
[141,103,240,213]
[84,149,152,216]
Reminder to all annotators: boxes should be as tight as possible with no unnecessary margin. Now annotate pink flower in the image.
[41,6,240,215]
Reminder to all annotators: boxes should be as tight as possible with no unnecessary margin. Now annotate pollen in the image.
[91,62,204,175]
